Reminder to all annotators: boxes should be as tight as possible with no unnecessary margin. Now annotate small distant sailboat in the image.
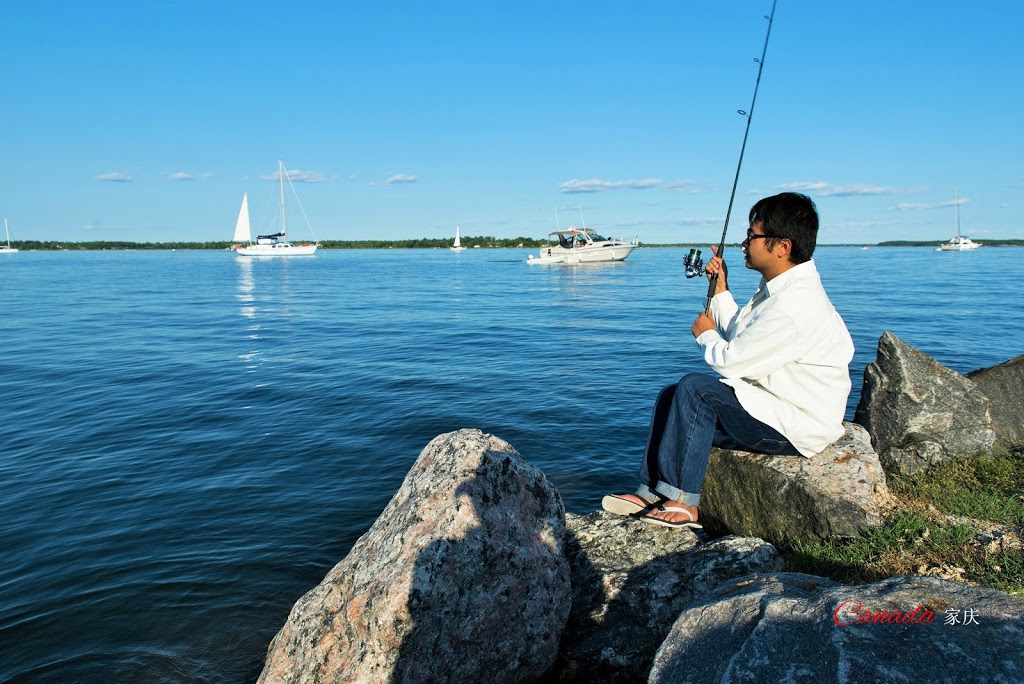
[1,218,18,253]
[233,161,318,257]
[938,188,981,252]
[449,225,467,252]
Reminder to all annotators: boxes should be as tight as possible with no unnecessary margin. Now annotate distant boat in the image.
[449,226,467,252]
[1,218,18,253]
[233,161,318,257]
[938,188,981,252]
[527,227,636,264]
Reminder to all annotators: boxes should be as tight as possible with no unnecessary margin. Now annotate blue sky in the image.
[3,1,1022,245]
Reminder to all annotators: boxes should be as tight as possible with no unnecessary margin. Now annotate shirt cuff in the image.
[695,330,720,347]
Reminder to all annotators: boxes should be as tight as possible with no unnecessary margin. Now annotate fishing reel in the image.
[683,248,704,279]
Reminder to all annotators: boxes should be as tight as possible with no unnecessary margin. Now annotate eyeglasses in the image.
[745,229,771,242]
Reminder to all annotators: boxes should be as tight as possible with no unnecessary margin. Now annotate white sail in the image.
[1,218,18,253]
[450,225,466,251]
[448,224,464,250]
[232,193,251,244]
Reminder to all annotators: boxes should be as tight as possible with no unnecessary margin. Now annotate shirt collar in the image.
[760,259,817,298]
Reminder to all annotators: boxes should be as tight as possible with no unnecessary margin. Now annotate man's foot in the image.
[601,493,656,517]
[640,500,702,529]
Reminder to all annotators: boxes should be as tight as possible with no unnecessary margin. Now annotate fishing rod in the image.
[683,0,778,313]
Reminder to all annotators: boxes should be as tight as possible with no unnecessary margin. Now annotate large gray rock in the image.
[257,429,570,684]
[699,422,889,543]
[854,331,995,476]
[650,572,1024,684]
[967,354,1024,448]
[552,512,782,683]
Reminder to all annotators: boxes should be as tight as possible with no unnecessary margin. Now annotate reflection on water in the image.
[234,256,308,371]
[236,256,259,368]
[2,247,1022,683]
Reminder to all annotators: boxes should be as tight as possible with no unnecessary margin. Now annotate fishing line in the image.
[683,0,778,313]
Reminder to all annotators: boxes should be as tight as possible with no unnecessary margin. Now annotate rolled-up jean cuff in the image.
[638,482,700,507]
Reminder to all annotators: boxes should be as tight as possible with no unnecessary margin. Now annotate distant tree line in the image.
[7,237,1024,251]
[7,236,548,251]
[875,239,1024,247]
[318,236,544,249]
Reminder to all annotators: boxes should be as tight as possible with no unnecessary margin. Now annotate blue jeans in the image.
[638,373,799,507]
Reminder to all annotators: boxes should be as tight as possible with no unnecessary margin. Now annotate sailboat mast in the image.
[955,187,961,237]
[279,160,287,237]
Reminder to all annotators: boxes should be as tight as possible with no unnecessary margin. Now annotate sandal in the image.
[640,504,702,530]
[601,493,659,517]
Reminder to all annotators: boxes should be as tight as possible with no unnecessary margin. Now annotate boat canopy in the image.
[549,227,607,246]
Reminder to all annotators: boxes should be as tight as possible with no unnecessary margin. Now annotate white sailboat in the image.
[233,161,318,257]
[938,188,981,251]
[1,218,18,253]
[449,225,467,252]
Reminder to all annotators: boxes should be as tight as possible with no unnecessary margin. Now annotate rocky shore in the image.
[256,333,1024,683]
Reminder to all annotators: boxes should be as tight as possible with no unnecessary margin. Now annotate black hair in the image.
[748,192,818,264]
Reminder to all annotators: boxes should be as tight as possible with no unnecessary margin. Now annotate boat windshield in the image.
[553,231,608,247]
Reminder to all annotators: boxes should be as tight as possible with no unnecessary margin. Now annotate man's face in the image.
[741,221,773,273]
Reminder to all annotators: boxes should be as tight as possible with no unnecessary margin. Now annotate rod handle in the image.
[704,273,719,314]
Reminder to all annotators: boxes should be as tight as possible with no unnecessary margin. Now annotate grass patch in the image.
[890,450,1024,527]
[780,448,1024,595]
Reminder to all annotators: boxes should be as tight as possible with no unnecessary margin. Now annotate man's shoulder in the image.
[770,271,840,320]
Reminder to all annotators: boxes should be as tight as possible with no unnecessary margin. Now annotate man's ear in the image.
[774,237,793,260]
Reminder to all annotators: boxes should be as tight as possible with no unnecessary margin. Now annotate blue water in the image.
[1,247,1021,681]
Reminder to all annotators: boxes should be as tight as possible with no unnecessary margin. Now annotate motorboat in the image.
[937,188,981,251]
[527,227,636,264]
[938,235,981,251]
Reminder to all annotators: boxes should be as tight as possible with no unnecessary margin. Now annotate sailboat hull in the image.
[235,243,318,256]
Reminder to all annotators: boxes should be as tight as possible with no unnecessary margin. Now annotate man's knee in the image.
[676,373,720,395]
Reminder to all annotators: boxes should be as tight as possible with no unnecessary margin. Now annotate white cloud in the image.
[260,168,327,183]
[370,173,417,187]
[776,181,901,197]
[166,171,214,181]
[559,178,662,193]
[676,217,723,227]
[96,172,132,182]
[895,198,969,211]
[664,179,699,192]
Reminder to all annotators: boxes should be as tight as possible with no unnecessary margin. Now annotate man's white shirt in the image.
[695,259,854,456]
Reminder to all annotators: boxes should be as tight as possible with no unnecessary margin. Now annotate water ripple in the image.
[1,247,1021,681]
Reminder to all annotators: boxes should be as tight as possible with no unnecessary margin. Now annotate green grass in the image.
[780,448,1024,595]
[892,450,1024,527]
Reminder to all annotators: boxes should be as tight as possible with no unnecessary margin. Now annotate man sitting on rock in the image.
[603,192,855,528]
